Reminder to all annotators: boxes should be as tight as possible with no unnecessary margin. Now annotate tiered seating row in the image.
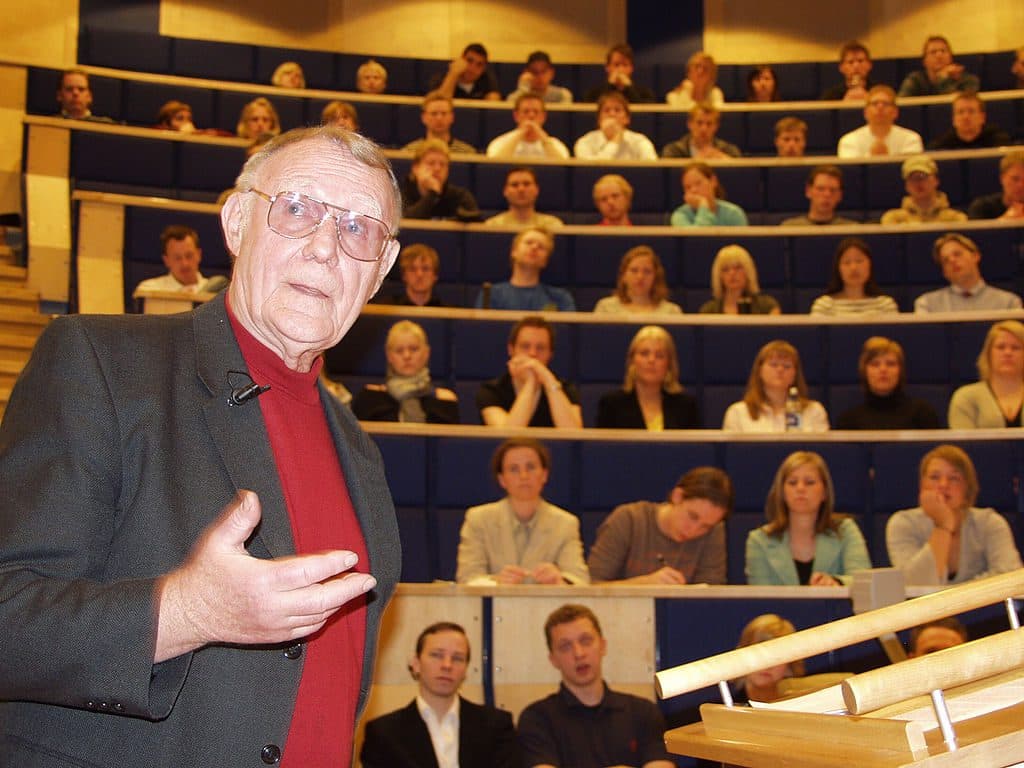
[367,430,1023,587]
[26,66,1024,156]
[75,26,1024,101]
[331,311,1007,428]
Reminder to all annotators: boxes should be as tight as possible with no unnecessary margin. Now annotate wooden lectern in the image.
[657,570,1024,767]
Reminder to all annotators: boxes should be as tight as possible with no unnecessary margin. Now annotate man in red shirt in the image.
[0,125,403,767]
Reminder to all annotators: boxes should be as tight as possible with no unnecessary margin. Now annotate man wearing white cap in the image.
[881,155,967,225]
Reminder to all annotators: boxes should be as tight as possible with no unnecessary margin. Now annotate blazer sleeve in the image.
[947,384,980,429]
[745,528,779,585]
[886,509,941,585]
[0,318,188,717]
[552,512,591,585]
[832,518,872,585]
[691,521,727,584]
[973,510,1024,580]
[586,506,634,581]
[455,505,495,584]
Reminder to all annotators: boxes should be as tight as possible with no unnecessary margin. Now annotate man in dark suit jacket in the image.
[0,125,403,767]
[361,622,519,768]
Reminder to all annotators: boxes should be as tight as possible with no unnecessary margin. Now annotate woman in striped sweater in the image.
[810,237,899,316]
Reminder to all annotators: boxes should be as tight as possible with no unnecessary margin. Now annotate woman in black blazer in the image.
[597,325,699,429]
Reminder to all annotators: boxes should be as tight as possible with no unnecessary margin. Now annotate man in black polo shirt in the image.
[517,604,674,768]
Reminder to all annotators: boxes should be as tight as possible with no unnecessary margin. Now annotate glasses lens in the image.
[267,192,386,262]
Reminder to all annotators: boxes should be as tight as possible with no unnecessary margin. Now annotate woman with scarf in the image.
[351,320,459,423]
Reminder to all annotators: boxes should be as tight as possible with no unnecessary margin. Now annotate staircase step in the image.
[0,285,40,311]
[0,306,51,336]
[0,263,27,284]
[0,332,37,364]
[0,358,25,389]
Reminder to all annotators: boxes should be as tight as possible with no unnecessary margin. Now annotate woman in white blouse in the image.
[722,340,829,432]
[810,237,899,316]
[666,51,725,110]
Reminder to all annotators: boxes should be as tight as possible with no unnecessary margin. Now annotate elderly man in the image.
[592,174,634,226]
[473,227,574,312]
[967,151,1024,220]
[135,224,208,294]
[837,85,923,158]
[782,165,859,226]
[881,155,967,224]
[401,139,481,221]
[403,91,477,154]
[432,43,500,101]
[661,102,741,159]
[929,92,1011,150]
[0,126,402,766]
[821,41,875,101]
[476,316,582,428]
[914,232,1022,312]
[774,116,808,157]
[486,94,570,159]
[360,622,518,768]
[55,68,114,122]
[485,167,564,229]
[518,604,674,768]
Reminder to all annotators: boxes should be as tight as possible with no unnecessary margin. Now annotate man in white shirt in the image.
[837,85,923,158]
[360,622,518,768]
[485,167,564,229]
[573,92,657,160]
[486,94,569,159]
[135,225,207,293]
[915,232,1022,312]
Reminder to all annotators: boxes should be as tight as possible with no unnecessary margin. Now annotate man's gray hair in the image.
[234,125,403,229]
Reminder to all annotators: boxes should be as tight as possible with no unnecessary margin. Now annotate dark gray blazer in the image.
[0,295,401,767]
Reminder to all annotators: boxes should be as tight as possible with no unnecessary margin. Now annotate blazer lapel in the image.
[192,295,294,558]
[401,700,441,768]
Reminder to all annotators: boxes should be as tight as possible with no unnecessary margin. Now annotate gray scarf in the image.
[386,367,431,423]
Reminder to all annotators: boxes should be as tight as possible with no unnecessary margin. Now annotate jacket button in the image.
[260,744,281,764]
[283,643,303,660]
[85,700,96,709]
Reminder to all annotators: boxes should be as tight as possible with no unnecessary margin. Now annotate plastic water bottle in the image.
[785,386,802,431]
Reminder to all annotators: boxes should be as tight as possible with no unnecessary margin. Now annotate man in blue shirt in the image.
[474,227,575,311]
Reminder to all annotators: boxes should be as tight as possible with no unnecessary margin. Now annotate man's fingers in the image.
[205,490,263,553]
[276,572,379,625]
[267,550,361,593]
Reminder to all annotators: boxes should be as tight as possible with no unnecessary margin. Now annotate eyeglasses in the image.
[244,188,394,263]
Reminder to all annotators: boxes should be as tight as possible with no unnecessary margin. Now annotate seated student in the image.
[476,316,582,428]
[473,228,574,311]
[236,97,280,139]
[587,466,731,583]
[456,438,589,585]
[747,65,779,102]
[382,243,448,307]
[270,61,305,89]
[596,325,698,430]
[886,444,1023,586]
[506,50,573,104]
[837,85,923,158]
[518,604,674,768]
[486,94,570,159]
[914,232,1022,313]
[774,117,808,157]
[356,59,388,94]
[404,91,478,154]
[360,622,518,768]
[156,100,196,132]
[821,41,875,101]
[666,51,725,110]
[321,100,359,131]
[484,167,565,229]
[836,337,941,430]
[732,615,805,703]
[135,225,208,294]
[898,36,980,96]
[592,174,634,226]
[809,237,899,316]
[909,617,968,657]
[401,140,481,222]
[948,320,1024,429]
[699,244,780,315]
[55,68,114,123]
[929,92,1011,150]
[593,246,682,315]
[1015,46,1024,89]
[723,340,830,432]
[350,320,458,424]
[670,162,749,227]
[574,91,657,160]
[661,102,741,159]
[583,43,656,103]
[880,155,967,225]
[746,451,872,586]
[782,165,859,226]
[967,151,1024,220]
[431,42,501,101]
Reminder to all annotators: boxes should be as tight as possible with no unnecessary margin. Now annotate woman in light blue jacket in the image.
[746,451,871,585]
[669,162,748,227]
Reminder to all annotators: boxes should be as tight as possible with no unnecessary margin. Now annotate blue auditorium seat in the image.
[773,62,823,101]
[396,228,463,281]
[947,320,994,386]
[474,163,570,213]
[72,132,174,188]
[80,27,172,74]
[571,232,680,286]
[122,81,216,128]
[679,235,786,289]
[701,325,823,385]
[864,162,904,212]
[173,39,256,82]
[326,315,451,377]
[395,507,432,582]
[374,434,429,506]
[828,323,952,385]
[570,165,669,215]
[763,165,810,213]
[714,165,762,213]
[462,229,570,286]
[745,110,836,156]
[178,142,246,195]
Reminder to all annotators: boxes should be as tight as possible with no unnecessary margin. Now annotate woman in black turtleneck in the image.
[836,336,940,430]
